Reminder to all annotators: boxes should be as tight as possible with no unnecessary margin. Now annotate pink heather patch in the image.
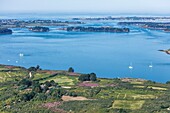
[4,66,15,69]
[79,81,99,87]
[42,102,66,113]
[40,70,57,74]
[43,102,62,108]
[106,83,117,87]
[68,72,80,76]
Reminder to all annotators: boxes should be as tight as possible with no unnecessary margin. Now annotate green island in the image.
[28,26,50,32]
[0,28,12,35]
[0,64,170,113]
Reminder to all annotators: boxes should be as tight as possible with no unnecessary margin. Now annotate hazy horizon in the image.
[1,0,170,15]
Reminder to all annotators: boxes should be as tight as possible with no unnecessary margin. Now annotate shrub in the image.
[68,67,74,72]
[35,93,47,101]
[78,74,90,81]
[89,73,97,81]
[18,78,32,87]
[166,81,170,84]
[21,92,35,101]
[32,85,42,93]
[78,73,97,82]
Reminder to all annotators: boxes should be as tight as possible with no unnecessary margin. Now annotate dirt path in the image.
[6,72,11,77]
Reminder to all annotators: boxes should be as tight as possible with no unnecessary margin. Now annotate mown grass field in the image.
[40,75,78,86]
[113,100,145,110]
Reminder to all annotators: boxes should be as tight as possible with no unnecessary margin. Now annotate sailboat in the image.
[149,62,153,68]
[19,53,24,57]
[128,63,133,69]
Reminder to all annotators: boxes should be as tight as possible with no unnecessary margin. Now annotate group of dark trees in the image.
[65,26,130,33]
[166,81,170,84]
[28,26,50,32]
[17,78,64,102]
[28,65,41,72]
[78,73,97,82]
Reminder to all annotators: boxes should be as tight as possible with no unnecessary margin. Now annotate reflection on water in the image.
[155,63,170,66]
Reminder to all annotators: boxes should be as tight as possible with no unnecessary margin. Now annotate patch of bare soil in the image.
[62,95,91,101]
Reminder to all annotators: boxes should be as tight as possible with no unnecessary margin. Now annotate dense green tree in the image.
[78,74,90,81]
[166,81,170,84]
[18,78,32,87]
[36,65,40,70]
[68,67,74,72]
[28,65,41,72]
[42,85,49,93]
[50,80,58,87]
[32,85,42,93]
[35,93,47,101]
[44,81,52,87]
[89,73,97,81]
[32,81,40,87]
[68,92,78,97]
[78,73,97,81]
[21,92,35,101]
[28,67,37,72]
[51,88,66,99]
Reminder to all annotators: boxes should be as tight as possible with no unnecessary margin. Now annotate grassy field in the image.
[39,75,78,86]
[0,65,28,82]
[113,100,145,110]
[0,64,170,113]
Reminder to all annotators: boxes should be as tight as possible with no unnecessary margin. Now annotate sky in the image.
[1,0,170,14]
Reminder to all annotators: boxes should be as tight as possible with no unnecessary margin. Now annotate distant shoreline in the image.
[0,64,164,84]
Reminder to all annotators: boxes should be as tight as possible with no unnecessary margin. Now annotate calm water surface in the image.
[0,14,170,83]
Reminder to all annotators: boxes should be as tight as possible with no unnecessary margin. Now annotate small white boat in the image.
[149,62,153,68]
[19,53,24,57]
[129,63,133,69]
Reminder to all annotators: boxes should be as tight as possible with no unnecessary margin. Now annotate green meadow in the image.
[0,64,170,113]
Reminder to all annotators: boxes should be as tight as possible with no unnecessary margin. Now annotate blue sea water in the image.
[0,13,170,83]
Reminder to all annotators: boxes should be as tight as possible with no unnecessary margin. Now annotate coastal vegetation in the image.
[118,22,170,32]
[0,64,170,113]
[0,28,12,34]
[62,26,130,33]
[0,19,83,28]
[28,26,50,32]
